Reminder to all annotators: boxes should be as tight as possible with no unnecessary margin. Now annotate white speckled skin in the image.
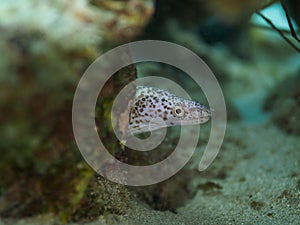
[129,86,211,134]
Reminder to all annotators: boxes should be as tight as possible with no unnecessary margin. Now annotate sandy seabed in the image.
[123,122,300,225]
[2,120,299,225]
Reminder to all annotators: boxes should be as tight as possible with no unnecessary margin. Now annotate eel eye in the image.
[173,106,185,117]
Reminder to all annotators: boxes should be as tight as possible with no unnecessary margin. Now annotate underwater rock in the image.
[91,0,154,46]
[71,175,131,222]
[0,0,153,221]
[132,169,198,213]
[264,73,300,135]
[197,17,242,45]
[206,0,274,25]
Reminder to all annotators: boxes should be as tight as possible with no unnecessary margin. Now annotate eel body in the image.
[128,86,211,134]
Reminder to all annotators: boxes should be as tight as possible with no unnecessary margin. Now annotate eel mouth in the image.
[183,106,212,125]
[184,116,210,125]
[190,106,212,116]
[203,108,212,117]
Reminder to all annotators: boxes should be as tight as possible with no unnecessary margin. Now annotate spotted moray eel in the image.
[128,86,211,135]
